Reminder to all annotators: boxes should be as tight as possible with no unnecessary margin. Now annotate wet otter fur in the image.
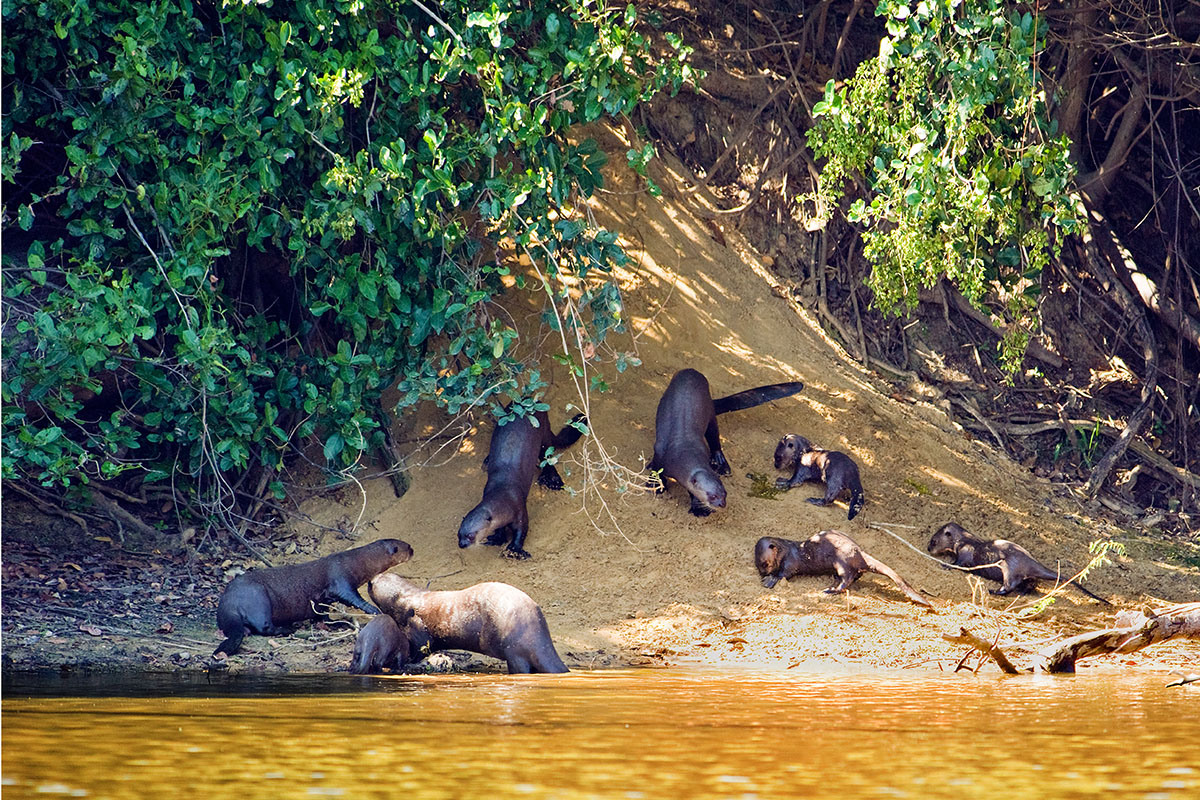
[755,531,932,609]
[350,612,412,674]
[773,434,865,519]
[458,407,586,559]
[928,522,1110,604]
[368,572,569,674]
[214,538,413,657]
[650,368,804,516]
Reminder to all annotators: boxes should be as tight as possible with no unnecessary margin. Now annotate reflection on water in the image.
[3,668,1197,799]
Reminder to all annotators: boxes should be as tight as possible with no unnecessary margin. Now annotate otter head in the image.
[457,501,512,548]
[774,434,813,470]
[927,523,964,556]
[346,538,413,584]
[368,572,420,615]
[376,538,415,565]
[754,537,783,588]
[687,468,727,511]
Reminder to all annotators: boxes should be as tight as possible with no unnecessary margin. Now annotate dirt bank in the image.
[3,124,1198,676]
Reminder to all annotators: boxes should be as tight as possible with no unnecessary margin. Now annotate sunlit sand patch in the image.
[920,466,1030,518]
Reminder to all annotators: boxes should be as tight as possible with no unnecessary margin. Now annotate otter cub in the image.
[773,434,865,520]
[350,613,412,674]
[927,522,1109,604]
[755,531,932,609]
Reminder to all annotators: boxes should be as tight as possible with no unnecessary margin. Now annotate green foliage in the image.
[2,0,693,500]
[808,0,1080,370]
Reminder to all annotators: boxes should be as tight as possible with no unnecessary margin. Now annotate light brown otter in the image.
[214,538,413,657]
[755,531,932,609]
[368,572,569,674]
[928,522,1110,603]
[650,368,804,516]
[773,434,865,520]
[457,407,586,560]
[350,612,411,674]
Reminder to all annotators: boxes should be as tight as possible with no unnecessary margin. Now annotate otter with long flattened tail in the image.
[773,434,865,520]
[928,522,1110,604]
[368,572,569,674]
[755,531,932,609]
[650,368,804,516]
[458,407,586,560]
[214,538,413,657]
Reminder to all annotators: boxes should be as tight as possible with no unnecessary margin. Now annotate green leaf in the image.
[323,432,345,461]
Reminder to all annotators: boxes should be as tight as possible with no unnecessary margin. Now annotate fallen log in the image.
[946,603,1200,675]
[1033,602,1200,674]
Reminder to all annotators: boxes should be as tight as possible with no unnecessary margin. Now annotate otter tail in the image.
[213,626,245,657]
[862,554,934,610]
[713,382,804,415]
[550,413,588,451]
[1068,580,1112,605]
[847,487,865,520]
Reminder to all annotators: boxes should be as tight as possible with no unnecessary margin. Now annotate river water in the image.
[3,667,1197,799]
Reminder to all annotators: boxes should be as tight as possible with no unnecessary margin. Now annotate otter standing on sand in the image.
[350,613,411,674]
[650,368,804,516]
[368,572,569,674]
[773,434,865,520]
[458,407,586,560]
[214,538,414,657]
[755,531,932,609]
[928,522,1110,603]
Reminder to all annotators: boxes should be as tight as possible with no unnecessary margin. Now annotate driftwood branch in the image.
[1033,602,1200,674]
[948,604,1200,675]
[943,627,1020,674]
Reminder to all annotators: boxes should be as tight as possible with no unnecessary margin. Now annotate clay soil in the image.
[3,124,1198,678]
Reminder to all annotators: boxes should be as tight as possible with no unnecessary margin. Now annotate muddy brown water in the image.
[3,668,1197,799]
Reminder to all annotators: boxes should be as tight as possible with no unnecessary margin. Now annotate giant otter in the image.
[214,538,413,657]
[927,522,1110,603]
[755,531,932,609]
[650,368,804,516]
[368,572,569,674]
[458,407,586,559]
[773,434,865,520]
[350,612,411,674]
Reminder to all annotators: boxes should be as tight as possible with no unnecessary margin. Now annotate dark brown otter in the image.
[755,531,933,609]
[350,612,411,674]
[928,522,1110,604]
[773,434,865,520]
[650,368,804,516]
[457,407,586,559]
[214,538,413,657]
[368,572,569,674]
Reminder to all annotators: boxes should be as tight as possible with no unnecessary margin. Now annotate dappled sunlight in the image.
[919,466,1029,518]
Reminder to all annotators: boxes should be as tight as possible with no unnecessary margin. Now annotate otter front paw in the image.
[484,530,511,547]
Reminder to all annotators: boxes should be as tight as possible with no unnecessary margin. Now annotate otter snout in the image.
[458,505,492,548]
